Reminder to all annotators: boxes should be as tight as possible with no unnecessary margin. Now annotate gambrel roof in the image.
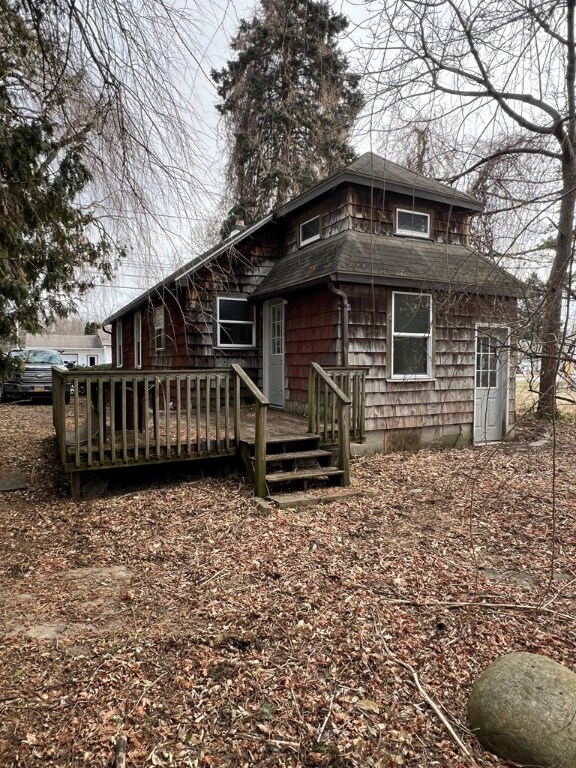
[253,230,522,298]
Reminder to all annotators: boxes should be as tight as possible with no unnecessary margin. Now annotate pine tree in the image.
[212,0,363,235]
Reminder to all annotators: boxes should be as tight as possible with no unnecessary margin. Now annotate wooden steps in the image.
[265,448,332,462]
[265,467,344,485]
[240,433,345,494]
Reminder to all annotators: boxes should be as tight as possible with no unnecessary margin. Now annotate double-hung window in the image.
[154,306,165,352]
[395,209,430,238]
[391,292,432,378]
[134,311,142,368]
[116,319,123,368]
[217,297,255,348]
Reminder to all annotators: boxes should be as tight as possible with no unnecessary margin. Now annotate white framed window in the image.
[154,306,165,352]
[216,297,255,348]
[116,319,123,368]
[134,311,142,369]
[395,208,430,238]
[391,292,432,378]
[300,216,321,246]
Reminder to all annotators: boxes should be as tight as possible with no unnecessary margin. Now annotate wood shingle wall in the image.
[346,285,516,439]
[284,288,339,410]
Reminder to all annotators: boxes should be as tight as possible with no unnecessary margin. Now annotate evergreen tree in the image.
[84,322,100,335]
[212,0,363,235]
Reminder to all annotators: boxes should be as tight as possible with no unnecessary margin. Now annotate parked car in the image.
[1,348,70,404]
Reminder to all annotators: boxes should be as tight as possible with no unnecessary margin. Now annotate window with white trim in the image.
[300,216,321,246]
[395,209,430,238]
[216,297,255,348]
[116,319,123,367]
[154,306,165,352]
[391,292,432,378]
[134,311,142,368]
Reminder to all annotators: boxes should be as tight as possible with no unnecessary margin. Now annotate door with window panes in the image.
[264,299,285,407]
[474,329,508,442]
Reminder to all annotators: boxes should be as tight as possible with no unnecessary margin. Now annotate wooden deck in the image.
[236,406,310,441]
[52,365,366,498]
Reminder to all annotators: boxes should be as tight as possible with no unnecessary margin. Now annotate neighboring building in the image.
[24,333,107,367]
[103,152,522,450]
[97,329,112,364]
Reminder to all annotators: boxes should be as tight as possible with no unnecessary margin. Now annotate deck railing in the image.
[307,363,353,486]
[231,364,269,497]
[308,364,368,444]
[53,367,237,475]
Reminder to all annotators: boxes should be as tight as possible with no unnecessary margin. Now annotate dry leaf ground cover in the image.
[0,401,575,768]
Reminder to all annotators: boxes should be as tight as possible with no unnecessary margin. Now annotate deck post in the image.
[338,401,350,486]
[308,367,317,434]
[234,376,241,444]
[253,402,268,497]
[70,471,82,499]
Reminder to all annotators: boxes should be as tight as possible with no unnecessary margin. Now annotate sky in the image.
[79,0,386,324]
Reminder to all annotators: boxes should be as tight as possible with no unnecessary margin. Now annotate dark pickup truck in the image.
[2,348,70,404]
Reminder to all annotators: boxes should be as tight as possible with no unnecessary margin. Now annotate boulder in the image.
[468,652,576,767]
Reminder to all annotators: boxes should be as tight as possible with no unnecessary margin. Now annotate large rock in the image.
[468,652,576,767]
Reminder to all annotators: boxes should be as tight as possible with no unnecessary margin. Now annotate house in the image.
[24,333,109,366]
[103,152,521,452]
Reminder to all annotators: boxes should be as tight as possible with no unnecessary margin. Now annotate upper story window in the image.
[154,306,165,352]
[116,319,123,368]
[300,216,321,246]
[391,291,432,378]
[216,297,255,348]
[395,208,430,238]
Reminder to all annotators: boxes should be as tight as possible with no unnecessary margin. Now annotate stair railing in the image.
[315,365,368,443]
[307,362,352,486]
[231,364,269,497]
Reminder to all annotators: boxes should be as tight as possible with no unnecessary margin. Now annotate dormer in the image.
[276,152,481,254]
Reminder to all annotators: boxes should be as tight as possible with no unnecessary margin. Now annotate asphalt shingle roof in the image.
[276,152,481,216]
[103,153,484,323]
[346,153,480,209]
[253,230,522,298]
[25,334,104,350]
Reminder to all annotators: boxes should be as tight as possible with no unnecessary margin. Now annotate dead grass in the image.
[515,373,576,416]
[0,402,575,767]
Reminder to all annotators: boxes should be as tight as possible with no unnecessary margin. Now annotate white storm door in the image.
[474,329,508,442]
[264,299,285,407]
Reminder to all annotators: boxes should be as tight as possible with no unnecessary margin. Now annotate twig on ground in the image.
[372,596,576,622]
[372,615,473,761]
[114,733,127,768]
[316,691,336,742]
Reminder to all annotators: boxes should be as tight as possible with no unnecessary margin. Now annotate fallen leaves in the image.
[0,403,575,766]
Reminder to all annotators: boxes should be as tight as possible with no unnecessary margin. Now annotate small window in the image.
[396,209,430,238]
[134,311,142,368]
[154,306,165,352]
[476,334,498,389]
[116,319,123,368]
[391,292,432,378]
[300,216,321,246]
[217,297,255,348]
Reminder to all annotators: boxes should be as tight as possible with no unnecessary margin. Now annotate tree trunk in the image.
[537,157,576,419]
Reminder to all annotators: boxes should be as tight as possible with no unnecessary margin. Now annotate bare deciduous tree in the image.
[362,0,576,418]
